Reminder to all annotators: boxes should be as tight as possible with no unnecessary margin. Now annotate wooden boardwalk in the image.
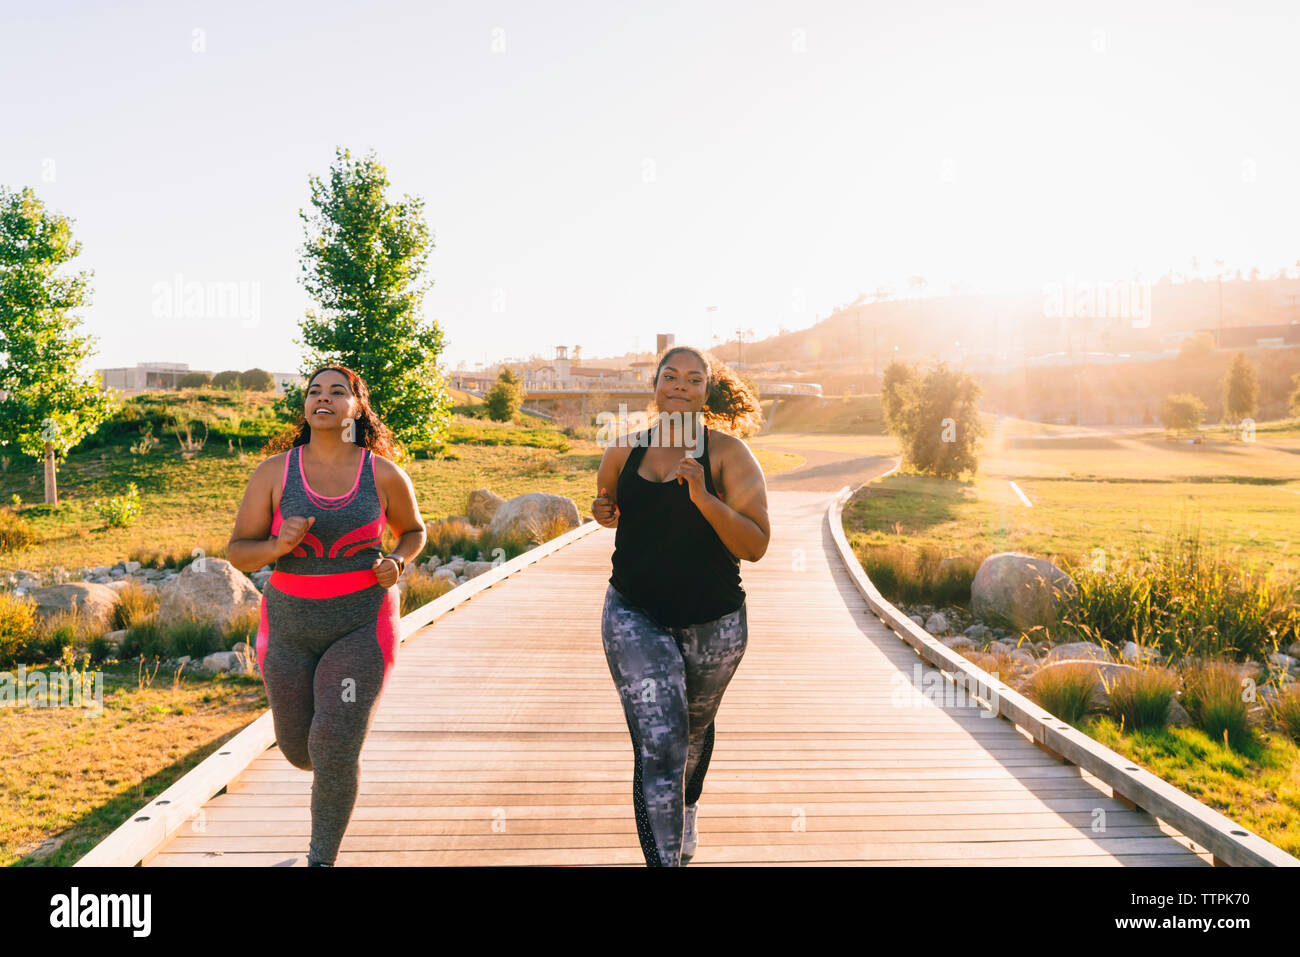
[145,490,1210,866]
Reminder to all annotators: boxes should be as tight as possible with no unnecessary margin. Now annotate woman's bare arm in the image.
[376,457,427,564]
[693,434,770,562]
[227,455,287,572]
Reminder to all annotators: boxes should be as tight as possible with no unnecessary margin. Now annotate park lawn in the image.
[1,663,267,866]
[1084,717,1300,858]
[843,427,1300,581]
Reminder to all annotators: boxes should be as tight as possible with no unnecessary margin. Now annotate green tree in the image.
[880,359,919,436]
[282,147,451,449]
[212,370,242,389]
[240,367,274,391]
[1221,352,1257,438]
[178,372,212,388]
[485,367,523,422]
[896,362,984,479]
[1160,393,1206,435]
[0,186,117,505]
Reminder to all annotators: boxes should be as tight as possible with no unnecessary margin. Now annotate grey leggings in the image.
[600,583,748,866]
[256,577,400,866]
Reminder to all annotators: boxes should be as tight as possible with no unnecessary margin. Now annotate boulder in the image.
[103,628,128,648]
[971,552,1078,634]
[1121,641,1162,665]
[1167,698,1192,727]
[466,489,507,526]
[462,561,497,579]
[1043,641,1113,664]
[199,651,239,674]
[1267,652,1297,672]
[940,635,976,651]
[487,492,580,543]
[924,611,951,635]
[432,567,458,584]
[157,558,262,630]
[908,614,925,628]
[28,582,120,629]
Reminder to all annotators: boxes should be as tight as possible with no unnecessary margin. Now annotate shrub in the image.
[121,617,165,660]
[1106,666,1178,731]
[1180,660,1253,749]
[29,607,105,663]
[222,606,261,651]
[1266,685,1300,742]
[111,579,159,630]
[423,518,481,563]
[1029,661,1097,725]
[0,507,37,553]
[165,616,224,660]
[856,543,980,608]
[0,592,39,667]
[91,482,142,529]
[400,569,455,616]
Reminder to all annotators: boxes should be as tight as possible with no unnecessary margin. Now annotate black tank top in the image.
[608,423,745,627]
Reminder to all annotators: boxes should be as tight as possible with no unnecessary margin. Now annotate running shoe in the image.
[682,803,699,863]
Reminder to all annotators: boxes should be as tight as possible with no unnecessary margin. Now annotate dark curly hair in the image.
[261,364,401,460]
[647,346,763,435]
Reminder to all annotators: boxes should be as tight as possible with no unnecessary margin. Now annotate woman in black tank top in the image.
[592,346,770,865]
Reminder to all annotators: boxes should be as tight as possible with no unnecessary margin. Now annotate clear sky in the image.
[3,0,1297,376]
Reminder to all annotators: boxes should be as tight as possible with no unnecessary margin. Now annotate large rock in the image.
[971,553,1078,634]
[157,558,261,630]
[27,582,120,629]
[487,492,580,543]
[1043,641,1114,664]
[466,489,507,526]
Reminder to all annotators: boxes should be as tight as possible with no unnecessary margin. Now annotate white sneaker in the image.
[682,803,699,862]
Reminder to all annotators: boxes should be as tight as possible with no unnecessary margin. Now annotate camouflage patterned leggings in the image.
[600,583,748,866]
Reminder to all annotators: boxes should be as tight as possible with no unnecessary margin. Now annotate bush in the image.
[29,608,105,663]
[91,482,142,529]
[164,616,224,660]
[121,617,165,660]
[0,592,39,667]
[1266,685,1300,742]
[111,579,159,630]
[0,507,37,554]
[423,518,481,563]
[400,569,455,616]
[1029,661,1097,725]
[1106,666,1178,731]
[1180,660,1253,749]
[856,543,980,608]
[221,606,260,651]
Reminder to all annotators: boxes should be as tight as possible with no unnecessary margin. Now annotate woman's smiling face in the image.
[655,350,708,415]
[305,370,359,429]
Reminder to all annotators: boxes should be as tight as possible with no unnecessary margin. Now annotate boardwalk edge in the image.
[829,482,1299,868]
[73,517,607,867]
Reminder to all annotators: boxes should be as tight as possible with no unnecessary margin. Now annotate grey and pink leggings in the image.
[255,569,400,866]
[600,583,749,866]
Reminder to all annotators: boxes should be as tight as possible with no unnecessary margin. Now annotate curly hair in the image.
[647,346,763,435]
[261,365,401,460]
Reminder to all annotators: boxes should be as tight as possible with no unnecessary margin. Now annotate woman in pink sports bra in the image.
[227,365,427,867]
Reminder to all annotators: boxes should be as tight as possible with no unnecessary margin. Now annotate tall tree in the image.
[1222,352,1257,438]
[0,186,117,505]
[282,147,451,449]
[485,367,523,422]
[897,362,984,479]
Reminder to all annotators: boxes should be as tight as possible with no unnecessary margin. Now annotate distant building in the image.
[1203,322,1300,349]
[95,362,303,394]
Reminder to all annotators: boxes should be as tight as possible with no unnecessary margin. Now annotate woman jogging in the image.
[591,345,770,866]
[227,365,426,867]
